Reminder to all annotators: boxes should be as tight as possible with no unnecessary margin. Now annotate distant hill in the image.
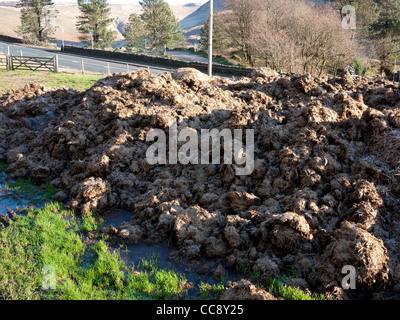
[0,1,17,7]
[0,2,201,43]
[179,0,223,31]
[178,0,224,43]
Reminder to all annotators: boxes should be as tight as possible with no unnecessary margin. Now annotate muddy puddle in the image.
[0,169,43,216]
[104,209,249,299]
[0,172,249,299]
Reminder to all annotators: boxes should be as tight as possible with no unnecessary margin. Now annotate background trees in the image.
[124,13,146,49]
[124,0,184,51]
[330,0,378,30]
[220,0,262,64]
[17,0,57,42]
[76,0,116,49]
[139,0,184,50]
[199,13,230,51]
[200,0,356,75]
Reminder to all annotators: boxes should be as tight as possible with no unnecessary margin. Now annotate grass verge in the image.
[0,202,189,300]
[0,70,104,92]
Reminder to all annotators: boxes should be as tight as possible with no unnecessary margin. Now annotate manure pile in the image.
[1,68,400,299]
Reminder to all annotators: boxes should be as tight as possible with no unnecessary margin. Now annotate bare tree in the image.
[249,0,357,75]
[222,0,262,64]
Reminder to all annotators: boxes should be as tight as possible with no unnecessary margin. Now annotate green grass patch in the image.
[42,72,103,91]
[192,51,234,66]
[0,202,189,300]
[198,282,226,300]
[133,254,188,300]
[79,211,104,232]
[264,278,327,300]
[5,178,58,204]
[0,70,104,93]
[262,267,328,301]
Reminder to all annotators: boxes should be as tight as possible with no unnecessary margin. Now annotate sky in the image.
[71,0,208,4]
[0,0,209,3]
[105,0,208,4]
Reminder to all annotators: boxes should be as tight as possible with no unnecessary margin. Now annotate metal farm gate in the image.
[9,55,58,72]
[0,54,7,70]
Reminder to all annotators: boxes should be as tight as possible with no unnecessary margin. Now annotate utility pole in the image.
[89,30,94,49]
[61,27,65,52]
[208,0,213,77]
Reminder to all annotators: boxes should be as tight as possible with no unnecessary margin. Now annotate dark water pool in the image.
[104,209,248,298]
[0,170,43,216]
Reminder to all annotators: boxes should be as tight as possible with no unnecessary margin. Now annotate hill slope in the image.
[179,0,223,42]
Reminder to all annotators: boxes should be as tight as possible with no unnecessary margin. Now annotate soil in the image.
[1,67,400,299]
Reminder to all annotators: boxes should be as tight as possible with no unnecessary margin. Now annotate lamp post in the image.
[208,0,213,77]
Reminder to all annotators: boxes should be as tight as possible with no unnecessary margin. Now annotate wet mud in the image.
[1,68,400,298]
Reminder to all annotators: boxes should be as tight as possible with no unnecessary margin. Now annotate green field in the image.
[0,70,104,93]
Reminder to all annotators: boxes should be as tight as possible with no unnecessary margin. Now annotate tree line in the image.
[200,0,400,76]
[15,0,400,76]
[16,0,184,50]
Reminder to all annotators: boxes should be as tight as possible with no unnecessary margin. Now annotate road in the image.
[167,50,209,63]
[0,41,176,76]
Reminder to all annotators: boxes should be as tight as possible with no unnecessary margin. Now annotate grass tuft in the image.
[198,282,226,300]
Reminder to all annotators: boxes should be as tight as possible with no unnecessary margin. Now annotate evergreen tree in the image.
[124,13,146,49]
[330,0,378,29]
[77,0,116,49]
[370,0,400,40]
[17,0,57,42]
[200,13,230,51]
[139,0,184,50]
